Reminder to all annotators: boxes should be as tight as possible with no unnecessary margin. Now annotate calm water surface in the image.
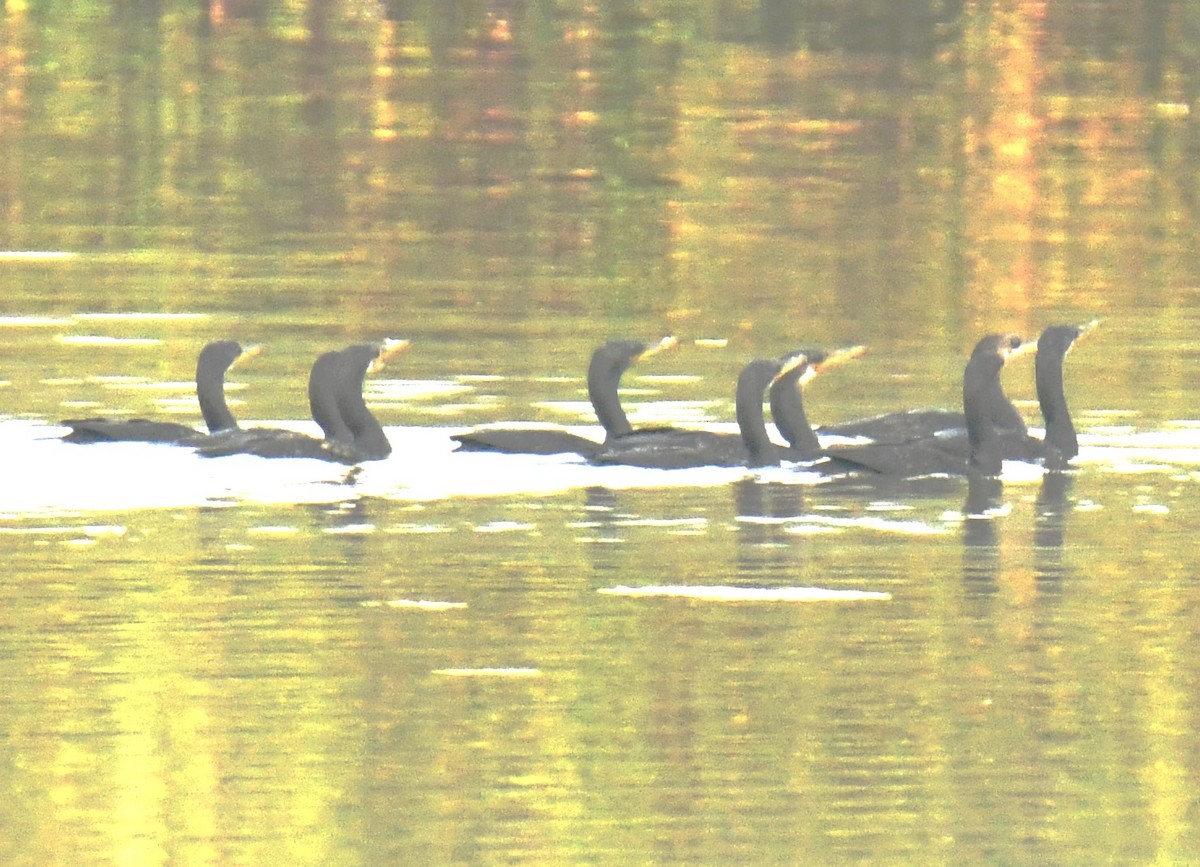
[3,2,1200,864]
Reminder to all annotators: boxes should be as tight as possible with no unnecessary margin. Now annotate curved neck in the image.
[1036,352,1077,460]
[336,354,391,460]
[736,362,779,468]
[196,354,238,433]
[964,355,1003,477]
[588,351,634,440]
[308,352,353,444]
[768,376,821,460]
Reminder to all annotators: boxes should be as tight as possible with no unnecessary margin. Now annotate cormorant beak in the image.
[813,344,867,374]
[640,335,679,359]
[232,343,263,368]
[1074,318,1101,345]
[370,338,411,373]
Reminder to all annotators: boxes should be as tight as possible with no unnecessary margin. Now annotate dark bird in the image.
[885,321,1097,469]
[590,353,814,469]
[1032,322,1092,468]
[333,341,405,461]
[593,344,866,467]
[61,339,258,444]
[450,336,677,456]
[782,335,1036,478]
[198,339,407,463]
[769,345,866,461]
[815,345,1030,446]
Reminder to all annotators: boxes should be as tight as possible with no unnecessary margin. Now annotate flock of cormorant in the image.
[59,323,1094,478]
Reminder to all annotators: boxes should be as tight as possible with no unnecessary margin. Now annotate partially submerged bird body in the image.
[777,335,1035,479]
[839,322,1094,470]
[197,340,406,464]
[819,408,964,444]
[451,337,677,456]
[61,340,255,445]
[816,360,1028,447]
[590,354,814,469]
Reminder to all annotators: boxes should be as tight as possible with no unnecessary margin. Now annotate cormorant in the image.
[876,322,1096,468]
[1033,323,1089,468]
[779,335,1035,478]
[1001,321,1094,468]
[769,345,866,461]
[590,353,812,469]
[450,336,677,456]
[61,339,258,444]
[197,339,406,463]
[332,340,408,461]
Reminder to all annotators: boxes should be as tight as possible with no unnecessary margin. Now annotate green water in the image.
[2,2,1200,864]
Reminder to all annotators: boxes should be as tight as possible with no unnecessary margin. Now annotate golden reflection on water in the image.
[2,1,1200,863]
[1,456,1199,861]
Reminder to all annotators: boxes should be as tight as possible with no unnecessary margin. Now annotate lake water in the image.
[3,2,1200,864]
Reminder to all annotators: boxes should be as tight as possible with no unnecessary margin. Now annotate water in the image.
[3,2,1200,864]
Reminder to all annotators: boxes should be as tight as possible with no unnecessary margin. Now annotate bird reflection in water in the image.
[733,479,807,582]
[961,470,1076,604]
[1033,471,1074,598]
[961,474,1004,599]
[581,486,624,579]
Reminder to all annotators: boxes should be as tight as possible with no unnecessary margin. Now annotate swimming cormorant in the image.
[61,340,258,445]
[780,335,1035,478]
[450,336,677,456]
[197,339,406,463]
[874,322,1096,468]
[590,353,813,469]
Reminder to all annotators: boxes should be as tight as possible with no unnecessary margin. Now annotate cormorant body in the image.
[451,337,675,456]
[777,335,1032,478]
[198,340,406,463]
[61,340,255,445]
[590,354,811,469]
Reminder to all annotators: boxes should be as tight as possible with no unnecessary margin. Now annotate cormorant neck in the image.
[589,351,634,440]
[964,354,1003,477]
[337,357,391,460]
[1036,351,1077,461]
[308,351,353,444]
[736,361,781,468]
[769,376,822,460]
[196,354,238,433]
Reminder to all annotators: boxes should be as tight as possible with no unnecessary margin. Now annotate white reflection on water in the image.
[529,398,723,424]
[54,335,164,347]
[734,512,948,536]
[0,523,126,537]
[0,251,79,261]
[0,315,74,327]
[0,420,749,517]
[360,599,468,611]
[473,521,538,533]
[2,418,1199,519]
[790,515,951,535]
[366,378,473,401]
[71,312,209,322]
